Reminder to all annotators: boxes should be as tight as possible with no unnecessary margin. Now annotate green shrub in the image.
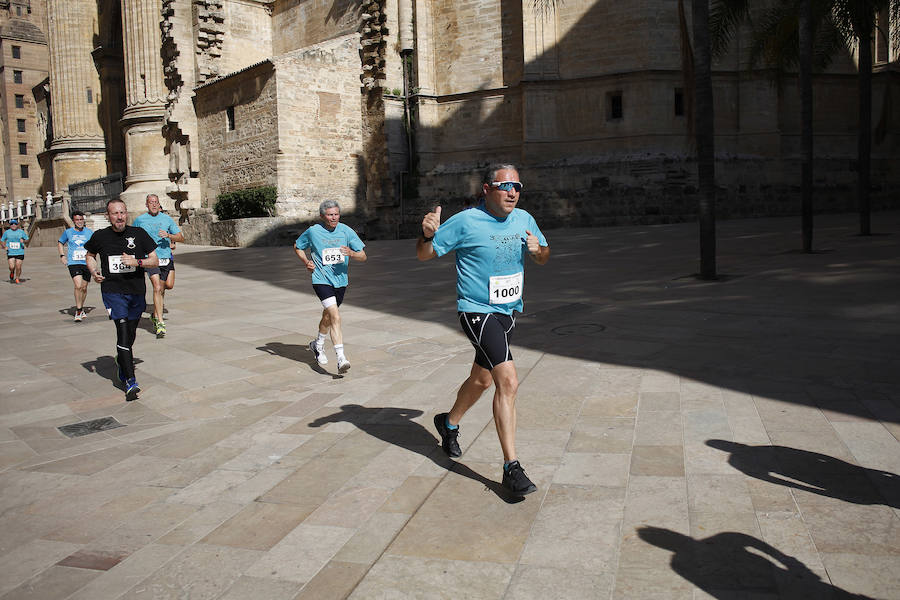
[214,186,277,220]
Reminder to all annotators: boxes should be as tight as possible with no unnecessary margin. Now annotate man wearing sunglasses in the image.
[417,163,550,496]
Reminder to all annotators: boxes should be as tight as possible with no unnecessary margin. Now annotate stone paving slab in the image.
[1,211,899,599]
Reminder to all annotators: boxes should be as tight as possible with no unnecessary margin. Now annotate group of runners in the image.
[7,163,550,496]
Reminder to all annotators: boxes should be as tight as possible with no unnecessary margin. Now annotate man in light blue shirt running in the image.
[295,199,367,374]
[1,219,28,283]
[57,211,94,321]
[417,163,550,496]
[133,194,184,338]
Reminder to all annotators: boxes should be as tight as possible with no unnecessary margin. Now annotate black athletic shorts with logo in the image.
[458,311,515,370]
[68,265,91,280]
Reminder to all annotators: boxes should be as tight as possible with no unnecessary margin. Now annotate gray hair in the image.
[319,200,340,215]
[482,163,519,185]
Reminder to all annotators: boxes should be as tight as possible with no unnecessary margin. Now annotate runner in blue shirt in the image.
[295,200,367,373]
[417,164,550,496]
[1,219,29,284]
[133,194,184,338]
[57,211,94,321]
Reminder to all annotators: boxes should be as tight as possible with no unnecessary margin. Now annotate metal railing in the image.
[69,172,123,215]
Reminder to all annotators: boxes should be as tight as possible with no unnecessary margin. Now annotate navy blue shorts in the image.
[459,312,515,370]
[312,283,346,307]
[102,292,146,320]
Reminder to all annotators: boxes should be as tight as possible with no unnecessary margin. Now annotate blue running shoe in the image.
[125,378,140,402]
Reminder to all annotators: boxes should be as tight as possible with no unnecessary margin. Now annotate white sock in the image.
[334,344,346,360]
[316,333,326,349]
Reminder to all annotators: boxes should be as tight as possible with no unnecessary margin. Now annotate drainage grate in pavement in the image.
[58,417,125,438]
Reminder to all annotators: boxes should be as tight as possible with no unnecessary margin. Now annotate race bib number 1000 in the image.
[108,255,136,274]
[489,272,523,304]
[321,247,344,265]
[7,241,21,250]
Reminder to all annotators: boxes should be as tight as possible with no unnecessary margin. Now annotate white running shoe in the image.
[337,358,351,374]
[309,340,328,365]
[74,310,84,322]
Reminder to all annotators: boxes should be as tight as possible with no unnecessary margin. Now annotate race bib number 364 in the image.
[108,255,136,274]
[321,247,344,265]
[489,272,523,304]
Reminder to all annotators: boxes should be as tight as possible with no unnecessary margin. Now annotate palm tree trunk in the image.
[857,30,872,236]
[799,0,814,252]
[693,0,717,279]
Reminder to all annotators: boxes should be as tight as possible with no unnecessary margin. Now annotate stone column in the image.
[119,0,174,213]
[46,0,107,193]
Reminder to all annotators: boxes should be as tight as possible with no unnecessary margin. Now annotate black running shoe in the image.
[433,412,461,457]
[502,460,537,495]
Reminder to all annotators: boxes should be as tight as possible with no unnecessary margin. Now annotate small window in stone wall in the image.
[606,91,623,121]
[20,164,28,178]
[226,106,235,131]
[13,70,22,84]
[16,118,25,132]
[15,94,24,108]
[674,88,684,116]
[18,142,26,155]
[86,88,93,104]
[12,46,21,59]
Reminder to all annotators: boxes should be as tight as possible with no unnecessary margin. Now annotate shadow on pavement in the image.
[638,526,875,599]
[81,355,144,388]
[707,439,900,509]
[257,341,342,379]
[177,213,900,423]
[308,404,525,504]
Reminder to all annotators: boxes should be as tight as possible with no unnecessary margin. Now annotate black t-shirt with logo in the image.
[84,225,156,295]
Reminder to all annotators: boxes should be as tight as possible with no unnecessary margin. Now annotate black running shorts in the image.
[458,311,514,370]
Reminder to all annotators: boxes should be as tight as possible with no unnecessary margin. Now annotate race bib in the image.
[489,272,523,304]
[321,247,344,265]
[158,257,170,267]
[108,255,136,274]
[72,248,87,261]
[7,241,21,250]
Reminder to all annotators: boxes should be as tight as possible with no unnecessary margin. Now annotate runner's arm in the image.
[86,252,104,282]
[294,247,315,272]
[57,241,67,264]
[529,244,550,265]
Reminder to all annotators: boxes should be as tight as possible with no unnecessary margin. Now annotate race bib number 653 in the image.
[489,272,523,304]
[321,247,344,265]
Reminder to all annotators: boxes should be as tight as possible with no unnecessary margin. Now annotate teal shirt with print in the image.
[295,222,365,288]
[2,229,28,256]
[132,212,180,260]
[58,227,94,265]
[431,202,547,315]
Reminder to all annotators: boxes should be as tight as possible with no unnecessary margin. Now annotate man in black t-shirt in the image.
[84,199,159,401]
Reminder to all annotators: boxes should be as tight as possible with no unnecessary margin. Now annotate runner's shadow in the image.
[308,403,524,504]
[707,440,900,509]
[58,306,97,317]
[637,526,875,599]
[81,355,143,388]
[257,342,342,379]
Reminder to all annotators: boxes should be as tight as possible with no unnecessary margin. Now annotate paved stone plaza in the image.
[1,212,899,599]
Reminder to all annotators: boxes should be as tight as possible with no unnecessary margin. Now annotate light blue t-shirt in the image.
[295,222,365,288]
[132,212,180,260]
[2,229,28,256]
[58,227,94,265]
[431,203,548,315]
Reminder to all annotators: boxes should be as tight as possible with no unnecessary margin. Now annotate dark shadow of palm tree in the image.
[308,403,524,504]
[257,341,342,379]
[707,439,899,509]
[638,526,875,599]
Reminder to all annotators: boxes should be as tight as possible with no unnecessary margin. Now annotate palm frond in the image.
[531,0,562,20]
[710,0,752,58]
